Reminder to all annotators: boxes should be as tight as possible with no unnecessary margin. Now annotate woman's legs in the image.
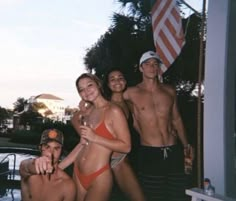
[73,173,87,201]
[112,157,146,201]
[85,169,113,201]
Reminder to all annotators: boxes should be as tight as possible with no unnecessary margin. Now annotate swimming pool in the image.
[0,147,39,201]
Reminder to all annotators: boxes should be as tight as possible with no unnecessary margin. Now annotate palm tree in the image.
[84,1,155,84]
[84,0,202,87]
[13,97,27,113]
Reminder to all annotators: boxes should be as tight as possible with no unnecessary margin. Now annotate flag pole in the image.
[196,0,207,188]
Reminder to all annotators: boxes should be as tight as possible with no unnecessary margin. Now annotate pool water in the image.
[0,149,38,201]
[0,153,34,180]
[0,189,21,201]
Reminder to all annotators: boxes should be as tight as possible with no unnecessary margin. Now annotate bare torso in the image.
[21,168,74,201]
[75,105,114,173]
[125,83,177,146]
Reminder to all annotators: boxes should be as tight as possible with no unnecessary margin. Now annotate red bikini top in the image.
[94,116,115,140]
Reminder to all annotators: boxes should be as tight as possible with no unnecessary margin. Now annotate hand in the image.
[35,154,54,175]
[71,111,82,125]
[79,100,91,112]
[184,144,194,174]
[80,137,89,146]
[184,144,194,160]
[80,125,96,142]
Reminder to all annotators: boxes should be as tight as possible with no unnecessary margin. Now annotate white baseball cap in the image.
[139,51,162,65]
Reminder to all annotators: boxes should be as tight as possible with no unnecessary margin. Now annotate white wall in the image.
[204,0,236,198]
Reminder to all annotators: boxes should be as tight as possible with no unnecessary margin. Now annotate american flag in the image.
[151,0,185,75]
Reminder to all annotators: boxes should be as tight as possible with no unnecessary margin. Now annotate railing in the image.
[0,153,16,180]
[0,147,39,182]
[186,188,236,201]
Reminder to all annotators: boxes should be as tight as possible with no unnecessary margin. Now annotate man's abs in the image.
[139,129,177,146]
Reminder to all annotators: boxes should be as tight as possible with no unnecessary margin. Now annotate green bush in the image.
[11,130,41,145]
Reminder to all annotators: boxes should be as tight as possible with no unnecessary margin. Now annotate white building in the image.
[30,93,66,122]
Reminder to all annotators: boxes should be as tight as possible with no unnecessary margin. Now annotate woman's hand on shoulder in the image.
[71,111,81,126]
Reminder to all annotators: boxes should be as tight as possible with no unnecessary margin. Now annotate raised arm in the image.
[20,158,37,179]
[71,111,83,136]
[58,142,84,170]
[20,155,53,179]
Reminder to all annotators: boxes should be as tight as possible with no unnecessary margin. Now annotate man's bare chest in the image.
[28,183,63,201]
[132,93,173,114]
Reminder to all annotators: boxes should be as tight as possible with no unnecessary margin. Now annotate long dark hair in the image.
[103,68,127,100]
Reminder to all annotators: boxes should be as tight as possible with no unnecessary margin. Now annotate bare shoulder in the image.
[161,83,176,96]
[124,85,143,101]
[59,170,75,189]
[127,85,139,91]
[57,168,72,181]
[124,85,139,95]
[107,102,123,115]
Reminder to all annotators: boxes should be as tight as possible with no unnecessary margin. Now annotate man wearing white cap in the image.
[123,51,193,201]
[20,129,76,201]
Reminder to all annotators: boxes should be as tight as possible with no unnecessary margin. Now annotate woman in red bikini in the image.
[59,73,131,201]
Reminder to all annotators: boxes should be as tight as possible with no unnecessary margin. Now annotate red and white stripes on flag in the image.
[151,0,185,75]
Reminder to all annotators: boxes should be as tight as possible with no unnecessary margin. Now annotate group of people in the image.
[20,50,193,201]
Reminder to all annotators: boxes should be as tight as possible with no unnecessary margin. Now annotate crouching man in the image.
[20,129,76,201]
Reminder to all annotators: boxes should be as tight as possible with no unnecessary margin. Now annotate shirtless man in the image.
[20,129,76,201]
[123,51,193,201]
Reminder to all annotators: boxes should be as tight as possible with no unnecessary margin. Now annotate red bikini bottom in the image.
[74,164,110,190]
